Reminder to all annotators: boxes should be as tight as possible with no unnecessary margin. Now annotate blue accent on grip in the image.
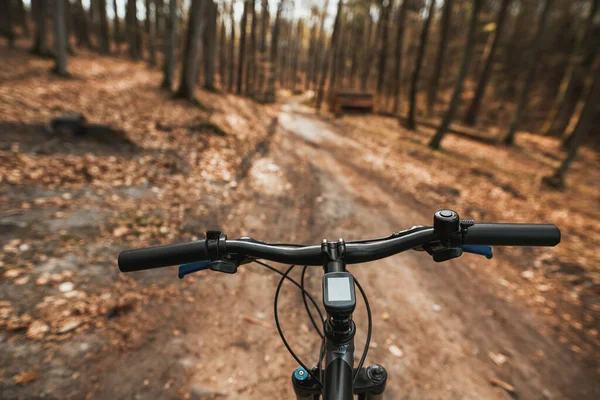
[178,260,212,279]
[463,245,493,259]
[293,366,309,381]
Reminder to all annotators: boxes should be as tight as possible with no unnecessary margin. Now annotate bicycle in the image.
[118,209,560,400]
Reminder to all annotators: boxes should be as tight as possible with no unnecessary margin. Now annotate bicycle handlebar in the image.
[463,223,560,246]
[118,220,560,273]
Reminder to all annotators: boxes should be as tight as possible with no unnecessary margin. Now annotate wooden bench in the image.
[331,91,374,116]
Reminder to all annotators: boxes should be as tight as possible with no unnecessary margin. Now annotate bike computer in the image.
[323,272,356,318]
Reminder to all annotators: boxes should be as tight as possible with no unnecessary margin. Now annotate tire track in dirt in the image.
[273,98,600,399]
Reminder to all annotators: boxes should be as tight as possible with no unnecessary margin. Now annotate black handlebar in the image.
[463,223,560,246]
[118,241,207,272]
[118,220,560,273]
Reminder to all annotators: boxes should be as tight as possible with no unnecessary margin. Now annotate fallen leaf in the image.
[14,370,38,385]
[58,317,83,333]
[388,344,404,358]
[113,226,129,237]
[27,320,49,340]
[488,351,508,366]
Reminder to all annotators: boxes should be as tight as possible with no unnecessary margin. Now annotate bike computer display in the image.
[323,272,356,317]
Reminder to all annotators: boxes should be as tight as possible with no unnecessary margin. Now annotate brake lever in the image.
[463,245,493,259]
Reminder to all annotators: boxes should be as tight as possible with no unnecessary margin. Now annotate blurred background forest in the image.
[0,0,599,399]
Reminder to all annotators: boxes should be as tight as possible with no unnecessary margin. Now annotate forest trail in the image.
[175,97,599,399]
[0,48,597,399]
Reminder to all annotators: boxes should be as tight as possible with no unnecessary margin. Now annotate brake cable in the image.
[273,264,323,386]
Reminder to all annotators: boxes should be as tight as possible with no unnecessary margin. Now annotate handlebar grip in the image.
[463,224,560,246]
[118,241,208,272]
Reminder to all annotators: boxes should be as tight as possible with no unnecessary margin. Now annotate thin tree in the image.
[113,0,121,51]
[503,0,554,145]
[392,0,407,114]
[405,0,435,130]
[218,17,227,89]
[265,0,284,103]
[360,10,380,92]
[73,0,92,48]
[228,1,236,92]
[126,0,139,59]
[98,0,110,53]
[540,0,598,135]
[542,66,599,188]
[315,0,343,111]
[426,0,454,117]
[428,0,483,150]
[204,0,217,90]
[31,0,50,56]
[161,0,177,89]
[175,0,207,101]
[246,0,257,95]
[292,20,303,92]
[155,0,164,39]
[146,0,156,65]
[349,13,364,89]
[462,0,510,125]
[53,0,69,76]
[257,0,270,96]
[306,9,318,91]
[237,0,249,94]
[17,0,30,37]
[376,0,392,97]
[1,0,15,47]
[311,0,330,90]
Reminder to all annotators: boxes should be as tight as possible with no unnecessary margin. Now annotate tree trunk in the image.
[543,66,599,188]
[245,0,257,95]
[228,1,236,92]
[406,0,435,130]
[462,0,509,125]
[428,0,483,149]
[376,0,391,97]
[540,0,598,135]
[257,0,269,96]
[161,0,177,89]
[155,0,164,39]
[316,0,343,112]
[146,0,156,65]
[74,0,92,48]
[349,15,364,90]
[2,0,15,48]
[392,1,407,114]
[292,20,303,92]
[311,0,330,91]
[360,12,380,92]
[17,0,30,37]
[97,0,110,53]
[126,0,139,59]
[112,0,121,50]
[237,0,249,94]
[503,0,553,145]
[53,0,68,75]
[32,0,50,55]
[265,0,284,103]
[175,0,206,101]
[426,0,454,117]
[278,18,287,88]
[204,0,217,90]
[219,16,227,89]
[306,14,317,91]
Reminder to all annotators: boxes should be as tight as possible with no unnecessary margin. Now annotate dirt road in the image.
[2,93,597,400]
[169,98,598,399]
